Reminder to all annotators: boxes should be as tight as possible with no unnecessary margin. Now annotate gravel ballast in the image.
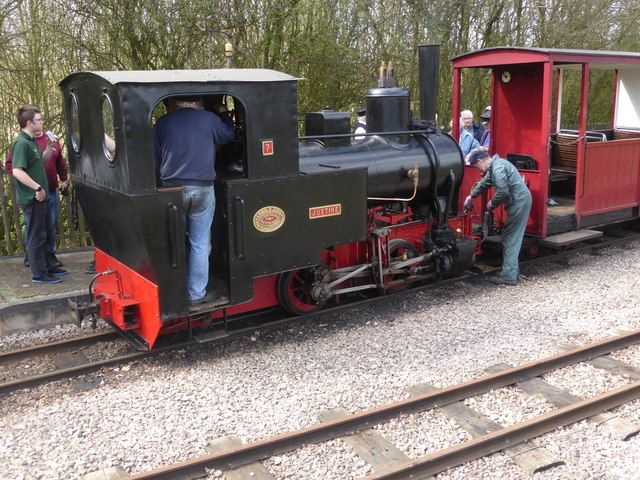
[1,241,640,479]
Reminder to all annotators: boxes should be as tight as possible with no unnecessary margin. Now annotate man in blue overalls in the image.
[464,150,532,286]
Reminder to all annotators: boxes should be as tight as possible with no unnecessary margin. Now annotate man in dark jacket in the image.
[463,150,532,286]
[153,96,235,306]
[479,108,491,149]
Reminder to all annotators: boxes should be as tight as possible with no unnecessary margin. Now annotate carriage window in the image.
[101,94,117,162]
[68,93,81,152]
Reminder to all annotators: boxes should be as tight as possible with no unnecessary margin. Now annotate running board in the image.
[539,229,603,249]
[195,329,231,343]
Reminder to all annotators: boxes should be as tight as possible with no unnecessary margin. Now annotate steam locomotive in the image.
[62,45,484,349]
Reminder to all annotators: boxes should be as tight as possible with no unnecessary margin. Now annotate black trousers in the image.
[23,200,52,279]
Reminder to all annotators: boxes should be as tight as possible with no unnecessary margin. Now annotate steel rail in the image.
[0,341,195,395]
[366,380,640,479]
[127,329,640,479]
[0,331,118,364]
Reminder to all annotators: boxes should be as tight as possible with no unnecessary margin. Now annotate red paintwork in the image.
[94,248,162,349]
[156,275,280,336]
[492,62,549,237]
[459,166,484,212]
[454,50,549,68]
[578,139,640,220]
[211,276,279,320]
[452,68,461,142]
[553,69,561,133]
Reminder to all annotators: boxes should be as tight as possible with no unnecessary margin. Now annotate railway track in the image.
[114,328,640,479]
[1,228,639,396]
[0,330,117,363]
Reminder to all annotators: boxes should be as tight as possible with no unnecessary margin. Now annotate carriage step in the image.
[539,229,603,248]
[195,329,231,343]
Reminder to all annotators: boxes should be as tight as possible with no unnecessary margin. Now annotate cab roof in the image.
[60,68,297,86]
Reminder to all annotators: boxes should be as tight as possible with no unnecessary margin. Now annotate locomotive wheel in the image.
[277,266,329,316]
[384,238,418,292]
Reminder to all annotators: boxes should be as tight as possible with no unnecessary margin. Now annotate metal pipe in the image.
[367,163,419,202]
[376,236,385,287]
[442,170,456,225]
[88,269,116,303]
[299,128,434,141]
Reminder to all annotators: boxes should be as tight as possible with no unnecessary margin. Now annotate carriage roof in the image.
[452,47,640,68]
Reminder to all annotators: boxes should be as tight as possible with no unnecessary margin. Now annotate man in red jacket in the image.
[6,118,68,268]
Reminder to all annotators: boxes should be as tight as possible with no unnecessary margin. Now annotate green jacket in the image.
[11,131,49,206]
[470,155,529,207]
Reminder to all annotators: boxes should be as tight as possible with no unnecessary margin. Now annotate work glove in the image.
[463,195,474,212]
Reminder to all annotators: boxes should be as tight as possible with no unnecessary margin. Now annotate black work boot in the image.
[48,253,63,268]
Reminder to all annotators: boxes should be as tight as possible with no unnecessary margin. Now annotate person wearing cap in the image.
[354,107,366,141]
[459,110,480,156]
[463,150,532,286]
[479,108,491,149]
[153,96,235,307]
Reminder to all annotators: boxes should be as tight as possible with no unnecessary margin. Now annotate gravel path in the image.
[1,241,640,479]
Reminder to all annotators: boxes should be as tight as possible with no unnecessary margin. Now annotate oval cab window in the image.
[101,95,117,162]
[69,93,81,152]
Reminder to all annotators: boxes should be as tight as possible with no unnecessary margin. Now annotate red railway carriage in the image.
[452,48,640,242]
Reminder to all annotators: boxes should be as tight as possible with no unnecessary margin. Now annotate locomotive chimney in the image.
[418,44,440,122]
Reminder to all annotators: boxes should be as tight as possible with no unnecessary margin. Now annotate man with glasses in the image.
[10,105,67,284]
[6,112,68,269]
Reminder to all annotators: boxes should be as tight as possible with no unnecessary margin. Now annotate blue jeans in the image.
[23,192,58,254]
[47,193,58,253]
[182,186,216,301]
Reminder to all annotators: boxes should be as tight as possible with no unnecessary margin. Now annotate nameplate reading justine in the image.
[309,203,342,219]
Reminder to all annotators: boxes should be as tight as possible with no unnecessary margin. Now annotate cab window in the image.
[151,94,246,187]
[101,94,117,163]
